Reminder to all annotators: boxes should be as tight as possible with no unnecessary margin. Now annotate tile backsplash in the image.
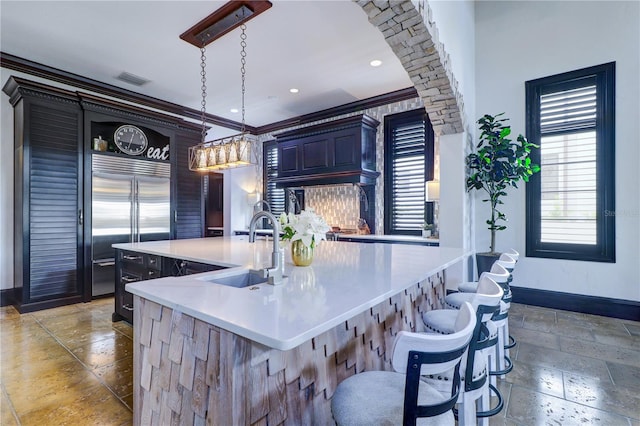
[304,185,360,229]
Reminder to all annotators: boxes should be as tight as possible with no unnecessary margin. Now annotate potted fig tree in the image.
[466,113,540,273]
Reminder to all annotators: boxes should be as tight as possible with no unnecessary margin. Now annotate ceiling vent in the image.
[180,1,272,48]
[116,72,150,87]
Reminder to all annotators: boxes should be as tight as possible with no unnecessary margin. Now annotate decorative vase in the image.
[291,240,314,266]
[476,252,501,275]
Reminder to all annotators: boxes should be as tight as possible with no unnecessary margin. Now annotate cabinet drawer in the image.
[120,270,142,286]
[120,251,144,265]
[146,255,162,271]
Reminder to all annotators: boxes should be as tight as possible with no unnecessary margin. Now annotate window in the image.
[263,140,304,220]
[384,109,434,235]
[263,140,286,218]
[526,62,615,262]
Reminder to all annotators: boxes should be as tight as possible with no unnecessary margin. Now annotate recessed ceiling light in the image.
[289,88,299,94]
[230,108,239,113]
[370,59,382,67]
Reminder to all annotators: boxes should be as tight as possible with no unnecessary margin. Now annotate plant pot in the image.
[291,240,314,266]
[476,252,501,276]
[422,230,431,238]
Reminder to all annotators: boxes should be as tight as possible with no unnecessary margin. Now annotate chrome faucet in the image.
[253,199,271,213]
[249,211,284,285]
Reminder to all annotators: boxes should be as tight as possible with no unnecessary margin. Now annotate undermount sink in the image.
[198,271,267,288]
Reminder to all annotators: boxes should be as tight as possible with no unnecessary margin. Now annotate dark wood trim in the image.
[383,108,433,236]
[13,295,85,314]
[4,76,204,134]
[180,1,272,48]
[0,52,252,132]
[2,52,419,136]
[274,170,380,187]
[511,286,640,321]
[274,114,380,140]
[0,289,14,307]
[257,87,418,134]
[78,92,202,132]
[525,62,616,263]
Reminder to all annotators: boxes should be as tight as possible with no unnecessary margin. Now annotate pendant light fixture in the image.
[186,1,272,172]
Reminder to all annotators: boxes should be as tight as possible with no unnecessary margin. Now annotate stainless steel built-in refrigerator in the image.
[91,155,171,296]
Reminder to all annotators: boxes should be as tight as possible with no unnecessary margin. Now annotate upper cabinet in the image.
[274,115,380,187]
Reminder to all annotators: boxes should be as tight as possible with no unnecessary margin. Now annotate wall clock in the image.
[114,124,148,156]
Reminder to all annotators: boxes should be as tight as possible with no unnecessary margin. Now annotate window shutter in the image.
[540,85,597,134]
[389,120,426,232]
[539,83,597,245]
[265,143,285,217]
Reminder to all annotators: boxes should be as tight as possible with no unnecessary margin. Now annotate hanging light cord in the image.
[200,44,207,144]
[239,23,259,191]
[240,24,247,135]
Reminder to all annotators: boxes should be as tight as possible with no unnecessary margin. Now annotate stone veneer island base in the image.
[132,272,445,425]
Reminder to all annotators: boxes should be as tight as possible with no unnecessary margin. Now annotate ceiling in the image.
[1,1,413,136]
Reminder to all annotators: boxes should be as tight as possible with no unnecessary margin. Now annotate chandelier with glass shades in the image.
[185,1,271,172]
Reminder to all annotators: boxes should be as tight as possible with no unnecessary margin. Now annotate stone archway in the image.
[356,0,465,135]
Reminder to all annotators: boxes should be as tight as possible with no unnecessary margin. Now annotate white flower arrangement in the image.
[279,209,331,248]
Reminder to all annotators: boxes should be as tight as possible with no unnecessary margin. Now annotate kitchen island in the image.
[118,236,466,425]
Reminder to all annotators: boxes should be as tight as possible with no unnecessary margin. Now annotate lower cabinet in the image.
[113,249,224,323]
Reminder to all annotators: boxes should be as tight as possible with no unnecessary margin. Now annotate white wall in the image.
[422,0,476,285]
[439,132,473,288]
[0,69,15,291]
[475,1,640,301]
[222,165,260,235]
[427,0,476,132]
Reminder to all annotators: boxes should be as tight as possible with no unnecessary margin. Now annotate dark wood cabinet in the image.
[274,114,380,187]
[173,130,205,240]
[205,173,224,234]
[113,249,224,323]
[114,250,167,323]
[4,79,84,312]
[4,76,205,313]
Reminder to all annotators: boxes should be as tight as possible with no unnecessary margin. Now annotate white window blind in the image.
[389,121,426,232]
[265,143,285,217]
[539,85,597,244]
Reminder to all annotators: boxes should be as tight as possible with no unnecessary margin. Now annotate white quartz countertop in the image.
[117,237,465,350]
[337,234,439,243]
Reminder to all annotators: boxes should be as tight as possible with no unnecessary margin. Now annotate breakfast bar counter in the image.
[118,237,466,425]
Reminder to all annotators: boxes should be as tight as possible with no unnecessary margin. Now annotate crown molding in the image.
[0,52,252,133]
[2,52,418,137]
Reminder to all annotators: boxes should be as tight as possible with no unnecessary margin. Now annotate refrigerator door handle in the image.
[130,178,136,243]
[135,179,141,243]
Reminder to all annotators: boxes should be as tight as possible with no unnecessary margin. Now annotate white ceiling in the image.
[1,1,413,134]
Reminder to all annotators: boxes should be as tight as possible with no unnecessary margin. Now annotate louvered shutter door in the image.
[175,132,204,239]
[28,103,81,301]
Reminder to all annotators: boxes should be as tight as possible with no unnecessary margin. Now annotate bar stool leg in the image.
[497,325,506,378]
[478,392,490,426]
[505,320,512,358]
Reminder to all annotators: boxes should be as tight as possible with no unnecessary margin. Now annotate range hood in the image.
[273,115,380,188]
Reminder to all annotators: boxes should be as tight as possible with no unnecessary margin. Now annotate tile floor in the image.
[1,298,132,426]
[1,299,639,425]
